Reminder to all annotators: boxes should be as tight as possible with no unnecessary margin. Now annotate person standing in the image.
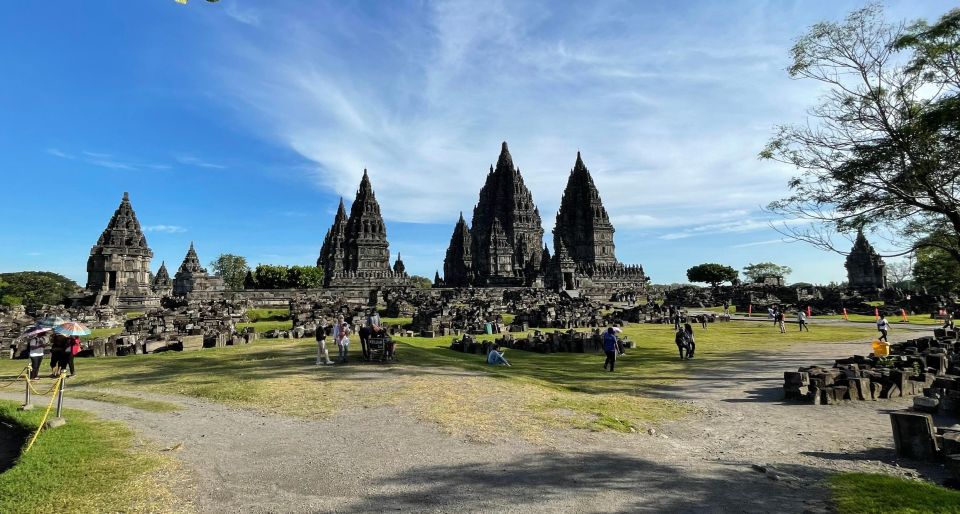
[683,323,696,359]
[798,310,809,332]
[333,317,351,363]
[67,336,81,376]
[27,335,45,380]
[49,334,69,377]
[602,327,618,372]
[877,314,891,342]
[315,322,333,365]
[674,329,688,360]
[776,310,786,334]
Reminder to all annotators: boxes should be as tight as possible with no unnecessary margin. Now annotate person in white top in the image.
[315,320,334,365]
[27,335,46,380]
[333,316,351,363]
[877,315,890,342]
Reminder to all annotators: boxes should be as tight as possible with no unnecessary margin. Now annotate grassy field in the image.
[816,313,943,325]
[0,319,876,442]
[831,473,960,513]
[0,400,180,513]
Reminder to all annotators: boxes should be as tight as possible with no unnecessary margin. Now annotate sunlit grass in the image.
[831,473,960,513]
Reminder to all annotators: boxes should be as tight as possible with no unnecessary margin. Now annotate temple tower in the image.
[317,198,348,285]
[172,242,224,296]
[553,152,617,267]
[469,142,544,286]
[152,261,173,297]
[86,192,157,308]
[393,253,407,275]
[443,212,473,287]
[845,230,887,292]
[344,170,391,274]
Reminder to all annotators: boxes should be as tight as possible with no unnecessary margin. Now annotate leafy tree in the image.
[209,254,250,291]
[685,264,738,288]
[288,266,324,289]
[762,6,960,262]
[0,272,80,309]
[252,264,289,289]
[913,246,960,295]
[742,262,792,283]
[409,275,433,289]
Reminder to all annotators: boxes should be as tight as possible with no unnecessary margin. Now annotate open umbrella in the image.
[54,322,91,336]
[22,325,51,337]
[37,316,67,328]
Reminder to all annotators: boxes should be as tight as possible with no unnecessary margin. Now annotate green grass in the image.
[701,305,737,314]
[246,308,290,322]
[125,311,144,319]
[69,390,181,413]
[0,320,879,441]
[0,400,178,513]
[817,313,943,325]
[236,320,292,333]
[831,473,960,513]
[83,327,122,341]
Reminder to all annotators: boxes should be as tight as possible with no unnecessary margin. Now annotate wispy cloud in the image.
[730,238,785,249]
[143,225,187,234]
[176,155,227,169]
[47,148,171,171]
[205,0,815,234]
[224,1,261,26]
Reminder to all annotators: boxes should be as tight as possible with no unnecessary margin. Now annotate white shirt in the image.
[333,322,350,344]
[877,319,890,330]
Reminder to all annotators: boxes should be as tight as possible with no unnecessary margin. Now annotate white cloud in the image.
[730,238,785,249]
[47,149,171,171]
[224,1,261,26]
[176,155,227,169]
[143,225,187,234]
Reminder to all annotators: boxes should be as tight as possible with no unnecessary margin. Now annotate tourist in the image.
[683,323,696,359]
[673,310,682,331]
[674,329,687,360]
[49,334,70,377]
[27,335,45,380]
[699,314,707,330]
[315,322,333,365]
[776,310,786,334]
[602,327,618,371]
[798,310,809,332]
[333,316,351,363]
[877,314,890,342]
[487,345,510,366]
[67,335,81,376]
[723,300,730,315]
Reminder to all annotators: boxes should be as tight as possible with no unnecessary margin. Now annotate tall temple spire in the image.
[86,192,156,306]
[443,211,473,287]
[172,242,224,296]
[552,151,617,268]
[845,229,887,291]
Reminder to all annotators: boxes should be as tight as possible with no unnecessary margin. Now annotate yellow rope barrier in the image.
[23,374,65,453]
[0,367,29,390]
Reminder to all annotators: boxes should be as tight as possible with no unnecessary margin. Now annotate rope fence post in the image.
[20,365,34,411]
[47,372,67,428]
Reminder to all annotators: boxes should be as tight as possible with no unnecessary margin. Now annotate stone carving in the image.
[152,261,173,297]
[845,230,887,292]
[85,192,159,309]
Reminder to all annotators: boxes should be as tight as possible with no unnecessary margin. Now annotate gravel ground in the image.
[2,326,954,513]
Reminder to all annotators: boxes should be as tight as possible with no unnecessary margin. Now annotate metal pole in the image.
[24,366,31,407]
[55,373,65,418]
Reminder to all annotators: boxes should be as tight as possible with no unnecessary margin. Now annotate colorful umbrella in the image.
[22,326,51,337]
[54,322,91,336]
[37,316,67,328]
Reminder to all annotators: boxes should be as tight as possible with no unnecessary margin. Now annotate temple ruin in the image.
[317,170,409,290]
[172,242,225,297]
[85,192,159,309]
[845,230,887,292]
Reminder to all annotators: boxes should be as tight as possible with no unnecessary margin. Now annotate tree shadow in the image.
[338,450,831,513]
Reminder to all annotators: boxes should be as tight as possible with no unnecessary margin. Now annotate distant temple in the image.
[85,192,159,309]
[846,230,887,292]
[317,170,409,289]
[151,261,173,297]
[442,144,647,296]
[172,242,224,296]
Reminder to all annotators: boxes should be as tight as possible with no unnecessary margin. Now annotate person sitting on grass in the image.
[487,344,511,366]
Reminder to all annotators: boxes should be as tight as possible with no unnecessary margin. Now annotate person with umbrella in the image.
[53,322,90,377]
[23,326,50,380]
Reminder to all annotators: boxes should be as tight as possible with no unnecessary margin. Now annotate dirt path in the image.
[2,328,951,513]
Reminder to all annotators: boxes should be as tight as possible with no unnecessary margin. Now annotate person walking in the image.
[798,310,809,332]
[699,314,707,330]
[333,316,351,363]
[776,310,786,334]
[683,323,696,359]
[674,329,687,360]
[27,335,45,380]
[49,334,69,377]
[602,327,618,372]
[877,314,890,342]
[66,336,81,376]
[315,322,333,365]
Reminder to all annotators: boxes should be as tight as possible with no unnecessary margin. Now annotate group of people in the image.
[314,312,396,365]
[768,306,810,333]
[25,333,80,380]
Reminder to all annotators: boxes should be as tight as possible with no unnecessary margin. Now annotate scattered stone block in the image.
[890,411,939,460]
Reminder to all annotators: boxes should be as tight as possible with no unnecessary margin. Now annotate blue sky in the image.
[0,1,950,286]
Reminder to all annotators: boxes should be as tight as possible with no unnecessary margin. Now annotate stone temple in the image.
[172,242,224,297]
[85,192,159,309]
[442,143,647,297]
[151,261,173,297]
[846,230,887,292]
[317,170,409,290]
